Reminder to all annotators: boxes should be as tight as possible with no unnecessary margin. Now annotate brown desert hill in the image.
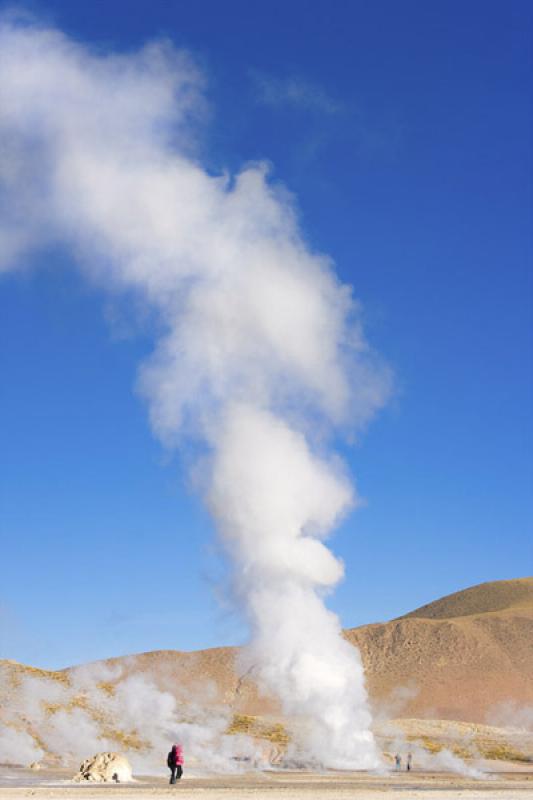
[399,577,533,620]
[2,578,532,729]
[345,577,533,722]
[74,577,533,724]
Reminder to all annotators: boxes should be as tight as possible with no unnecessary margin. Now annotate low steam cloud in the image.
[0,662,261,773]
[0,15,391,768]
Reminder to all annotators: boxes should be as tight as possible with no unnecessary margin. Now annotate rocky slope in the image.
[347,577,533,721]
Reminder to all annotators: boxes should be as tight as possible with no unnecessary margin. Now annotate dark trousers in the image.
[169,765,183,783]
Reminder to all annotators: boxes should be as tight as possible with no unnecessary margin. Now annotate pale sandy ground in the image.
[1,766,533,800]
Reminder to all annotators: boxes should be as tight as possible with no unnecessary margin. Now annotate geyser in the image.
[0,15,390,768]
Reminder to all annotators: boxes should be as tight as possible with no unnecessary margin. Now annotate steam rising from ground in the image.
[0,15,391,767]
[379,721,488,780]
[0,662,260,773]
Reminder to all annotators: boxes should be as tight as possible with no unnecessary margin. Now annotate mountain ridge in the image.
[2,578,532,724]
[396,577,533,621]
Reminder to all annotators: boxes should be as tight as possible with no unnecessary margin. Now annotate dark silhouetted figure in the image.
[167,744,184,784]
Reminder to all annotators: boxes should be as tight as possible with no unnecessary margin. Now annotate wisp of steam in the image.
[0,15,391,768]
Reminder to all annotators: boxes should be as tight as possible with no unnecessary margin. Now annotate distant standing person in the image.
[394,753,402,770]
[407,752,412,771]
[167,744,184,784]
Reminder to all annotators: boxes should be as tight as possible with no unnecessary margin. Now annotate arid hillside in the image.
[346,577,533,721]
[66,577,533,723]
[2,578,532,727]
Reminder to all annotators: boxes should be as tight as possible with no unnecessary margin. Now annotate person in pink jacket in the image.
[167,744,184,783]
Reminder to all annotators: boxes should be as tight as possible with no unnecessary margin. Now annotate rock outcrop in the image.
[73,752,132,783]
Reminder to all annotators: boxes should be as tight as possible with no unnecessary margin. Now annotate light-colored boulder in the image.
[73,752,132,783]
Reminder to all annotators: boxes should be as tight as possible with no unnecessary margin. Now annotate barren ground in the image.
[1,767,533,800]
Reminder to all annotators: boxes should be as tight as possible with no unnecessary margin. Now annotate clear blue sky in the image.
[1,0,531,669]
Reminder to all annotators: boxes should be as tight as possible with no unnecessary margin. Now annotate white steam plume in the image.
[0,16,391,768]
